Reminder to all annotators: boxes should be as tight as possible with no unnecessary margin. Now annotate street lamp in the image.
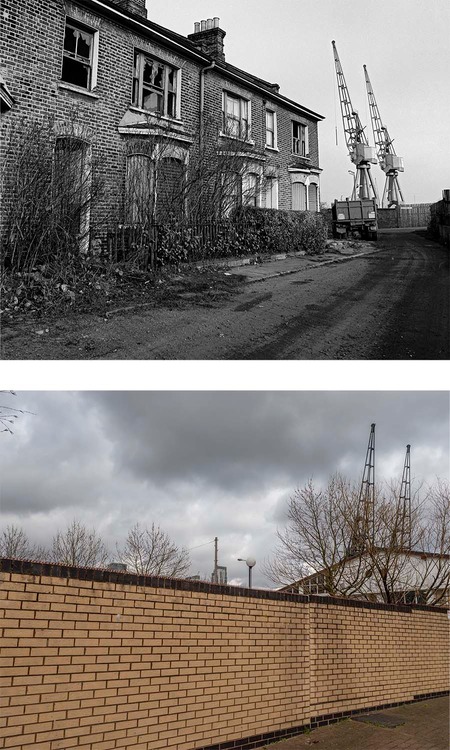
[237,557,256,588]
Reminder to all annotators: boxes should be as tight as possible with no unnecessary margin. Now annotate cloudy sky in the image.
[1,391,448,587]
[148,0,450,205]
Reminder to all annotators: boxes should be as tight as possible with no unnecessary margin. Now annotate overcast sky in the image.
[147,0,450,205]
[1,391,448,587]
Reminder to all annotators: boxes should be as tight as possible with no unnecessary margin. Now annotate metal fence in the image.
[107,220,256,269]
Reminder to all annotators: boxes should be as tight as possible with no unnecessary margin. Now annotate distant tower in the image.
[348,423,376,554]
[399,445,412,549]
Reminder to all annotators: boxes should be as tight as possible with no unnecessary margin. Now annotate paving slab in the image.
[225,245,380,283]
[263,697,449,750]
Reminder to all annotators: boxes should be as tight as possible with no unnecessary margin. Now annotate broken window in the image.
[265,110,276,148]
[62,21,95,90]
[292,122,309,156]
[132,52,178,118]
[223,92,250,140]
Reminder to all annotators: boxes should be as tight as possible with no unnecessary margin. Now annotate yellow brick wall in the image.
[0,568,448,750]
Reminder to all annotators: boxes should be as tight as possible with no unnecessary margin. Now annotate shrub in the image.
[234,207,327,255]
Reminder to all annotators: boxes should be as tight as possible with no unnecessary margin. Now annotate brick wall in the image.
[1,560,448,750]
[1,0,322,247]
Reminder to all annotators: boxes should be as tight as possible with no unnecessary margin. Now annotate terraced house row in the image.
[1,0,324,249]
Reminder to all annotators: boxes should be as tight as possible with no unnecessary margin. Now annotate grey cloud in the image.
[1,391,448,588]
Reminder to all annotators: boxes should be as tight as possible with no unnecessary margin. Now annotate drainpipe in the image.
[199,61,216,144]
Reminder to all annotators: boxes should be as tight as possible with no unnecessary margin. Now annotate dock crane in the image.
[347,423,376,555]
[364,65,405,208]
[399,444,412,549]
[332,41,378,202]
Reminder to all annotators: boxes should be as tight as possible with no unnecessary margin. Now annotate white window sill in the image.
[292,153,311,161]
[265,145,279,153]
[219,132,255,146]
[128,106,183,126]
[58,82,99,99]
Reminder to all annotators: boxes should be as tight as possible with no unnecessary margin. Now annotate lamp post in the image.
[237,557,256,588]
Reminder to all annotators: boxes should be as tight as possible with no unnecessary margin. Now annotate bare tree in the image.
[0,391,33,434]
[118,522,191,577]
[0,524,46,560]
[265,475,450,606]
[51,519,109,567]
[123,112,266,227]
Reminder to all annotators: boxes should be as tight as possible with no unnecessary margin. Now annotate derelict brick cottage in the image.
[0,0,324,252]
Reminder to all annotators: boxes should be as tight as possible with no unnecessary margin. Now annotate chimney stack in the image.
[188,18,226,62]
[111,0,147,19]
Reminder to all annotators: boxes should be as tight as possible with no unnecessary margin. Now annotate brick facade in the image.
[0,0,323,249]
[0,559,448,750]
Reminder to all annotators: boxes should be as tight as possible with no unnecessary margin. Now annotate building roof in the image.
[280,548,450,590]
[77,0,324,121]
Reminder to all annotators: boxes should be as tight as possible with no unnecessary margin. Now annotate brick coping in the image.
[1,558,447,614]
[195,692,450,750]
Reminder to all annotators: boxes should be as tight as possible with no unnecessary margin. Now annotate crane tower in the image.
[399,444,412,549]
[332,41,378,202]
[364,65,405,208]
[347,423,376,555]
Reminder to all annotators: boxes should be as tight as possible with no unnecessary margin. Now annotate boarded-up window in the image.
[292,182,306,211]
[265,177,278,209]
[53,137,91,249]
[243,173,259,207]
[308,183,318,212]
[221,172,242,217]
[125,154,154,224]
[155,157,185,222]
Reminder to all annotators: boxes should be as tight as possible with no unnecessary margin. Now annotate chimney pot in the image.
[194,21,200,33]
[213,17,220,28]
[201,19,207,31]
[206,18,213,29]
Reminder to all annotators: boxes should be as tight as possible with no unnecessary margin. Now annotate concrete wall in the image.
[1,559,448,750]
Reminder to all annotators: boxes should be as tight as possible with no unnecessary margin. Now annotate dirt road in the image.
[2,231,448,360]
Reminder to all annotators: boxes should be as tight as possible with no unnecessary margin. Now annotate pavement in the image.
[219,241,381,283]
[264,696,449,750]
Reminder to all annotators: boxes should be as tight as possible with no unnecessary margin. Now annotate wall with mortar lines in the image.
[0,560,448,750]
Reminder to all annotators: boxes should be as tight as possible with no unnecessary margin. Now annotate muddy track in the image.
[1,232,448,360]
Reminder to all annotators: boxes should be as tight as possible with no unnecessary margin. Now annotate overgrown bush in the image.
[234,207,327,255]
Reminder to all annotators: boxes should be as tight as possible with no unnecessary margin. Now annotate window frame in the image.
[132,50,179,119]
[61,18,99,91]
[292,121,309,157]
[265,109,277,150]
[222,91,252,142]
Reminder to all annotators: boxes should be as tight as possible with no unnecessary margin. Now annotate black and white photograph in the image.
[1,0,449,359]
